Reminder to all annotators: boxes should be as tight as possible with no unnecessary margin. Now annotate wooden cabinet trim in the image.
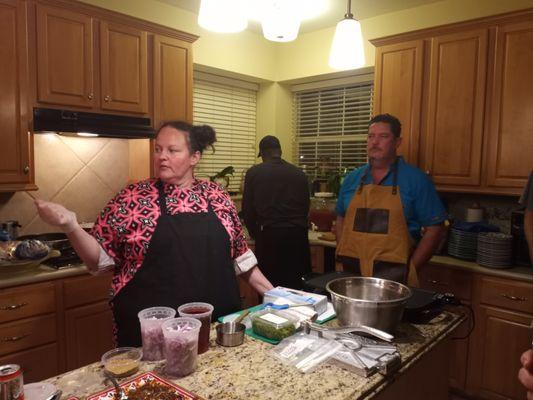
[34,0,198,43]
[0,314,57,356]
[371,8,533,47]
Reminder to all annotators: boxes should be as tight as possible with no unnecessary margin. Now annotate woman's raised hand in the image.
[35,199,78,233]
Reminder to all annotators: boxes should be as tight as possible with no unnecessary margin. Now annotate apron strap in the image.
[391,158,399,195]
[357,163,371,194]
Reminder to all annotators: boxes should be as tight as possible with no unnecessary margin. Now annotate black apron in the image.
[111,181,242,347]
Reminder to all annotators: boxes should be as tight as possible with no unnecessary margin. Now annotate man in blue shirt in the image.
[335,114,447,285]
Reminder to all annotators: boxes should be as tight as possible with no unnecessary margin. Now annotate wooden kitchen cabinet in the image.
[153,34,193,124]
[63,273,114,371]
[467,274,532,400]
[485,19,533,190]
[423,29,488,187]
[0,281,58,382]
[373,40,424,164]
[420,263,533,400]
[35,4,148,115]
[372,9,533,195]
[35,4,95,108]
[418,263,472,391]
[100,21,148,114]
[0,0,34,191]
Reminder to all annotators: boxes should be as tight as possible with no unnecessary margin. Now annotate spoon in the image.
[104,370,128,400]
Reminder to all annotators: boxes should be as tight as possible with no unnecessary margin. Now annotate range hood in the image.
[33,107,155,139]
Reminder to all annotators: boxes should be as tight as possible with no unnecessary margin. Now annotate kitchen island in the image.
[45,311,464,400]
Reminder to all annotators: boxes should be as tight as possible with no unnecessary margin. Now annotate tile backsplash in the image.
[440,192,523,234]
[0,134,148,235]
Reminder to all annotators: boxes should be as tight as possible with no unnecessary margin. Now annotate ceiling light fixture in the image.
[260,0,301,42]
[198,0,328,43]
[328,0,366,70]
[198,0,248,33]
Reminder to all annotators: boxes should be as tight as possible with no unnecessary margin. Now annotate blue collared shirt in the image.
[335,157,448,241]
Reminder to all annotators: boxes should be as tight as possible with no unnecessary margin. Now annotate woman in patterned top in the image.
[35,121,273,346]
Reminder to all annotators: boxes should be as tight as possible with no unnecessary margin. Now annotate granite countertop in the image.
[46,311,464,400]
[0,263,89,289]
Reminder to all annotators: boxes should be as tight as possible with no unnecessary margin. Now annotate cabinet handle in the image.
[0,302,28,311]
[425,169,431,175]
[2,334,29,342]
[23,166,30,174]
[104,95,111,102]
[501,293,527,302]
[87,93,94,100]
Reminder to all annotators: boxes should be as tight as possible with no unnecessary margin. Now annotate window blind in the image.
[293,82,373,182]
[193,78,257,193]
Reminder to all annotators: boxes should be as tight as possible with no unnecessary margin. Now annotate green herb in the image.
[252,317,296,341]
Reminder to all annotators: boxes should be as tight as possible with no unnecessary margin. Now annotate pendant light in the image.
[260,0,301,42]
[328,0,365,70]
[198,0,248,33]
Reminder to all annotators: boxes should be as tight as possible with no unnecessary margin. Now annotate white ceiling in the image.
[158,0,444,34]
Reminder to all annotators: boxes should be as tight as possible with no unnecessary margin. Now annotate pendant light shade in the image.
[328,0,365,70]
[260,0,301,42]
[198,0,248,33]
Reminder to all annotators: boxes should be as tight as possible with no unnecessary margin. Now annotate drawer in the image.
[0,343,59,383]
[0,314,57,356]
[478,275,533,314]
[418,264,472,300]
[0,282,56,324]
[63,272,112,309]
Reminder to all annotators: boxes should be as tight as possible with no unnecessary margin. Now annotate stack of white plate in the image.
[447,228,478,261]
[476,232,513,268]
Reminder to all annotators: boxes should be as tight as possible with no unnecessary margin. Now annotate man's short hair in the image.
[258,135,281,157]
[368,114,402,138]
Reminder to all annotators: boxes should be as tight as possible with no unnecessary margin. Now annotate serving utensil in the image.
[104,370,128,400]
[301,320,394,342]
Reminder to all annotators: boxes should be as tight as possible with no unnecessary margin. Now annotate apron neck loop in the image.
[392,158,399,195]
[358,163,371,193]
[156,179,169,215]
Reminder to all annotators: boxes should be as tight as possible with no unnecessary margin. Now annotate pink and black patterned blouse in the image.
[91,179,252,297]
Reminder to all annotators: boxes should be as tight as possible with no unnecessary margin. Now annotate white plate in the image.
[23,382,57,400]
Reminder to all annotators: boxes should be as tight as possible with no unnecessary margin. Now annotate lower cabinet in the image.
[0,272,114,382]
[421,263,533,400]
[65,300,114,371]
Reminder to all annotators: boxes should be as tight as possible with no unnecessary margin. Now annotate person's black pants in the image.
[254,226,311,290]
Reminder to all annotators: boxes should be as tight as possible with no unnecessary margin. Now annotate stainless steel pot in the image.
[326,277,412,333]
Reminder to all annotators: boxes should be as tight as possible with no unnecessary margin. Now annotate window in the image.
[193,72,258,193]
[293,77,373,182]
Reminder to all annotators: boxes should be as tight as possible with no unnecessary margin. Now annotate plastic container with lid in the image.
[310,192,336,232]
[250,308,298,341]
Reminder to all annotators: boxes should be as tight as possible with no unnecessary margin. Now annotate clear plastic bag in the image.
[271,332,342,373]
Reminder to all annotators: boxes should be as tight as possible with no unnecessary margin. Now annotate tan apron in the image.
[336,160,419,286]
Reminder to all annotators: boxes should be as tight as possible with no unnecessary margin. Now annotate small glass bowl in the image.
[101,347,143,378]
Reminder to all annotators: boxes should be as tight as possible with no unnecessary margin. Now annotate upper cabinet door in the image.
[373,40,424,164]
[486,20,533,189]
[0,0,32,188]
[36,4,94,108]
[153,35,192,124]
[100,22,148,114]
[424,29,488,187]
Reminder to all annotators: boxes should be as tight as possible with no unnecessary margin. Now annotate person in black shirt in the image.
[242,135,311,289]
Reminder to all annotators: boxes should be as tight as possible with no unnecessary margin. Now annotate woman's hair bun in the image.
[191,125,216,153]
